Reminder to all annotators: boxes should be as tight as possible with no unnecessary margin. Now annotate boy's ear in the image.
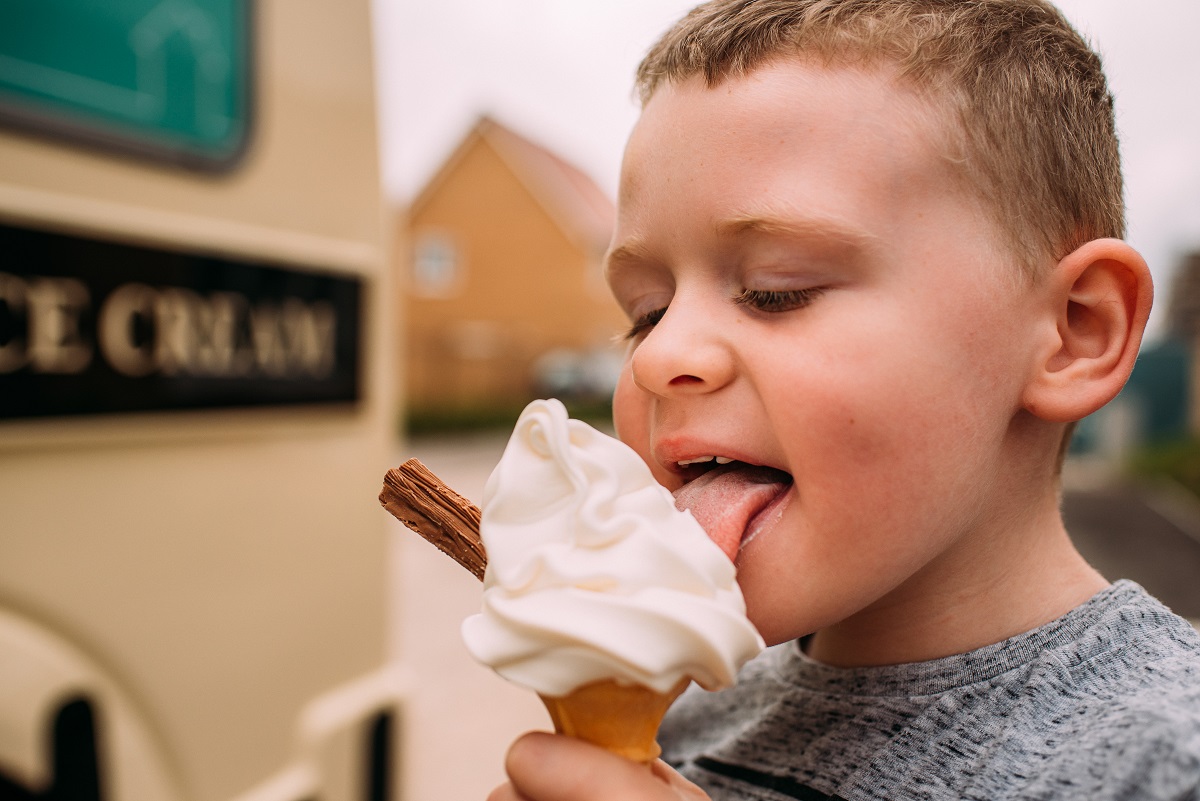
[1022,238,1154,423]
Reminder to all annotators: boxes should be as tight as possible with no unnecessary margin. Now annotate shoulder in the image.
[1022,584,1200,798]
[1064,582,1200,689]
[1037,582,1200,713]
[1026,693,1200,801]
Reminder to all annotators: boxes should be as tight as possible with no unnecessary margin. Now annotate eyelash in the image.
[734,287,823,312]
[623,306,666,340]
[622,288,823,340]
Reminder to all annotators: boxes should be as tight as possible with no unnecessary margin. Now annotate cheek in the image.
[761,348,983,510]
[611,361,639,440]
[613,362,683,490]
[612,362,662,477]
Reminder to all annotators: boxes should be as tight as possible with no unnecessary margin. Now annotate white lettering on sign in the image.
[248,298,337,379]
[0,272,92,374]
[0,272,27,373]
[97,282,156,377]
[1,272,339,380]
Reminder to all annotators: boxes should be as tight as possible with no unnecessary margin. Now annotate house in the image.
[398,116,626,420]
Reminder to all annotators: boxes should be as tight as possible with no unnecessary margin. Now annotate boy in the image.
[492,1,1200,799]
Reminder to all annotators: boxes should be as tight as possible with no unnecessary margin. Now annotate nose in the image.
[629,297,735,396]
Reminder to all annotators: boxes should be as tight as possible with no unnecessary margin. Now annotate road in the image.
[390,434,1200,800]
[1063,479,1200,621]
[389,432,546,801]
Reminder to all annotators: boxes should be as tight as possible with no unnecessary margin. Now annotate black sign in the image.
[0,222,362,419]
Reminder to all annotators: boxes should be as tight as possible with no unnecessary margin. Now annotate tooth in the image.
[677,456,716,467]
[715,456,733,464]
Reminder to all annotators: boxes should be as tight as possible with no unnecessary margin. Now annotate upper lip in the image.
[655,438,787,481]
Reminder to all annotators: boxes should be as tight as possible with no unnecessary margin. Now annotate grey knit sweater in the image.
[659,581,1200,800]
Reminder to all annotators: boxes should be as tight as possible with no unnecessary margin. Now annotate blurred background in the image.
[1,1,1197,800]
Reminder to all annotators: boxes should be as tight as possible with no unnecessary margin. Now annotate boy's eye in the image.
[623,306,667,340]
[734,287,823,312]
[621,288,821,339]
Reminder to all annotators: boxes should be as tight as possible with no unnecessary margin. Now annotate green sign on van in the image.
[0,0,252,171]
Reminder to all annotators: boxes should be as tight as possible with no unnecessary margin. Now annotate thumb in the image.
[505,732,711,801]
[650,759,711,799]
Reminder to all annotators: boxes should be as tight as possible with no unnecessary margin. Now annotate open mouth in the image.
[671,460,794,562]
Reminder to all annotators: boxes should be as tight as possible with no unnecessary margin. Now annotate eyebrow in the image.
[716,213,879,252]
[604,211,879,282]
[603,239,656,276]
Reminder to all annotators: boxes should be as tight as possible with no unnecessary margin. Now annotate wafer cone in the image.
[539,677,690,763]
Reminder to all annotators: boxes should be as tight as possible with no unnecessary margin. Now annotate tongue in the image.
[673,464,792,561]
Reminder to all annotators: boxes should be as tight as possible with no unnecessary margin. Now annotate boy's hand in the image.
[488,732,711,801]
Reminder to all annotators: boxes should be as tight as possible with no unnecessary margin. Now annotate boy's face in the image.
[607,61,1049,646]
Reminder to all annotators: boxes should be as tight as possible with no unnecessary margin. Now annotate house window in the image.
[412,232,461,297]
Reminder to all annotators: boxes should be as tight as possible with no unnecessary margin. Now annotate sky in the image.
[372,0,1200,340]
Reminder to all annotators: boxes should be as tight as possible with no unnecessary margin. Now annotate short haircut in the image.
[635,0,1125,276]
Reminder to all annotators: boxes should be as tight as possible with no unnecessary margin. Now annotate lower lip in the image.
[739,484,794,555]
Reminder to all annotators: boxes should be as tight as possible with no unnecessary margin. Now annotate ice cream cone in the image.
[539,677,690,763]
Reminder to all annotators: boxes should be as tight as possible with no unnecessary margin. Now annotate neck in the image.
[805,482,1107,668]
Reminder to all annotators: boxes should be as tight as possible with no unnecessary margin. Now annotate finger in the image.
[650,759,711,799]
[506,732,684,801]
[487,781,530,801]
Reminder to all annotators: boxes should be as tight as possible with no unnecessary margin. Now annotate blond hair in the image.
[635,0,1124,276]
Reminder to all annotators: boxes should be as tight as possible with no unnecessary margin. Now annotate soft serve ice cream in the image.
[462,399,764,700]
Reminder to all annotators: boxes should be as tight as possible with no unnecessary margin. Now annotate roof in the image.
[409,115,615,252]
